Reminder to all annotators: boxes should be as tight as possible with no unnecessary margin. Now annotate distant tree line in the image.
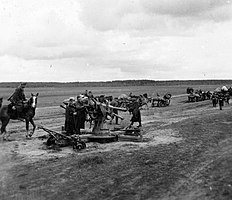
[0,80,232,88]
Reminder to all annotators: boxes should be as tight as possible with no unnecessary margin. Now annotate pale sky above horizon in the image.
[0,0,232,82]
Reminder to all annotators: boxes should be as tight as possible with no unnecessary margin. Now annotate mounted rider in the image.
[8,82,27,117]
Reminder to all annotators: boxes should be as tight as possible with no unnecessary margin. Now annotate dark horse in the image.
[0,93,39,140]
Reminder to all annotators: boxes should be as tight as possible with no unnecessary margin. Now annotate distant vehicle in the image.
[152,93,172,107]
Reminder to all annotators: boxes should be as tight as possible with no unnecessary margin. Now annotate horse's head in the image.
[28,93,39,108]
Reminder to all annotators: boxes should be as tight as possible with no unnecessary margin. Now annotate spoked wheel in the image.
[47,136,56,146]
[73,141,86,151]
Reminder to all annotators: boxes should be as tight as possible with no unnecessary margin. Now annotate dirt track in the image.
[1,95,232,200]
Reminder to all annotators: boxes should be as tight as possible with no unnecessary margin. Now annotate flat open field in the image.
[1,84,232,200]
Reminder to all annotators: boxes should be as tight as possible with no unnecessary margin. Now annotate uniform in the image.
[8,83,27,117]
[64,97,76,135]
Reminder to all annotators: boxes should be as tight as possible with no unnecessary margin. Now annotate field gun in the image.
[60,97,126,134]
[111,112,124,120]
[90,97,127,112]
[60,96,144,143]
[87,98,126,134]
[38,125,86,150]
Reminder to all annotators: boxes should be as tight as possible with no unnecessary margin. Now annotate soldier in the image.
[8,82,27,118]
[83,90,89,97]
[128,98,142,127]
[73,97,87,134]
[218,93,224,110]
[211,93,218,107]
[64,97,77,135]
[109,97,120,125]
[88,91,94,98]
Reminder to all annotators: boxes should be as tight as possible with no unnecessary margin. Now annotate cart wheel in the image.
[80,141,86,149]
[47,136,56,146]
[73,141,86,151]
[73,143,82,151]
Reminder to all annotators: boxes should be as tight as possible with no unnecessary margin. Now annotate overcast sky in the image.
[0,0,232,82]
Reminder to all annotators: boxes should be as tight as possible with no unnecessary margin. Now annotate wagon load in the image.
[221,86,228,92]
[214,87,222,92]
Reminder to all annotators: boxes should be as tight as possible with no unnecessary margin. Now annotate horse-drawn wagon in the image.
[151,93,172,107]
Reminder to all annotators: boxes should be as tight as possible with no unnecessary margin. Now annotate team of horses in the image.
[187,88,211,102]
[186,87,231,110]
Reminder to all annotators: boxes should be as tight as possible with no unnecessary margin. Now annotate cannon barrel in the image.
[91,98,127,112]
[107,104,127,112]
[112,113,124,120]
[61,98,128,112]
[60,104,66,109]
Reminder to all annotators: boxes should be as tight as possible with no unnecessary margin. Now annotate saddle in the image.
[8,103,26,119]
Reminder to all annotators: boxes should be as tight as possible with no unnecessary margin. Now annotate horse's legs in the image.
[28,118,36,137]
[25,118,36,138]
[25,119,30,138]
[1,118,10,141]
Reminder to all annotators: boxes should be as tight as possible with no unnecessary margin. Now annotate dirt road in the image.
[1,95,232,200]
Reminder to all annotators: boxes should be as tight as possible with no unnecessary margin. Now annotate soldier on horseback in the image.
[8,82,27,119]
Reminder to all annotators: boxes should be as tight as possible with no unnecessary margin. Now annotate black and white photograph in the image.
[0,0,232,199]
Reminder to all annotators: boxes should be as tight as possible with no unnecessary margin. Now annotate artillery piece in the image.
[37,125,86,150]
[85,98,129,143]
[61,95,129,143]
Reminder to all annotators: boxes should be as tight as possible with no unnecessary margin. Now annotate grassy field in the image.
[1,82,232,199]
[0,84,225,107]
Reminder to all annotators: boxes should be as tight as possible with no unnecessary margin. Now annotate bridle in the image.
[28,94,38,109]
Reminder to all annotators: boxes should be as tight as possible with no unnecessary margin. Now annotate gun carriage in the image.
[38,125,86,150]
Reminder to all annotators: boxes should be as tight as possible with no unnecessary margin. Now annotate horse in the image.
[139,94,151,110]
[0,93,39,140]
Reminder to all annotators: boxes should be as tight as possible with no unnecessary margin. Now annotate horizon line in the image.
[1,79,232,83]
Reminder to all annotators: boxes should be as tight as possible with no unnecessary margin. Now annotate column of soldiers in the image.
[211,91,230,110]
